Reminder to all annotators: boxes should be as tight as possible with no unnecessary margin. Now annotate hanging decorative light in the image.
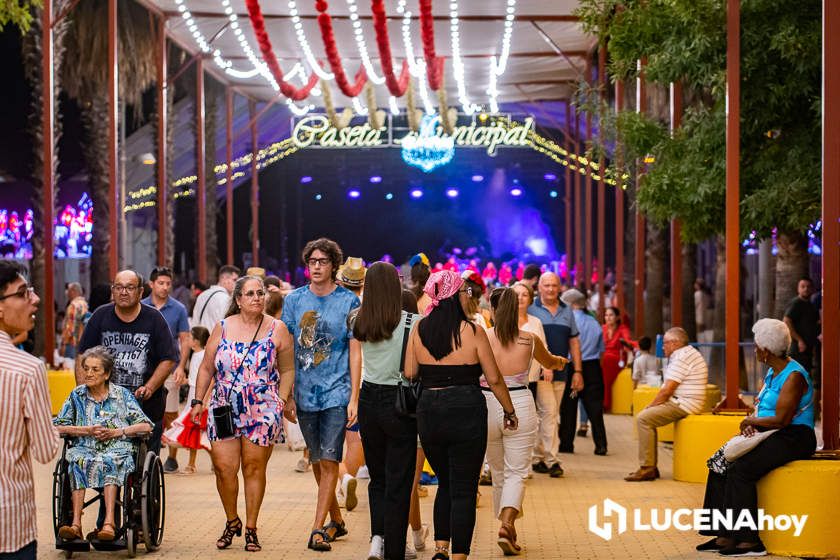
[401,114,455,172]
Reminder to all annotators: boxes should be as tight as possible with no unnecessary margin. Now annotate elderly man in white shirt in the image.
[191,265,240,331]
[625,327,708,481]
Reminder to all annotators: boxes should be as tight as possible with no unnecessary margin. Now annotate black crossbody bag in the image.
[395,313,421,418]
[212,316,264,439]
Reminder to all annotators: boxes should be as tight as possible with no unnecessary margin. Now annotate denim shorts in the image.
[297,406,347,463]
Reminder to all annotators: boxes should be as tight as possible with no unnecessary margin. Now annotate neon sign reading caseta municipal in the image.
[292,115,535,156]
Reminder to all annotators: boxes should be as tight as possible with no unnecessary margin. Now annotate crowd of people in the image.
[0,242,822,559]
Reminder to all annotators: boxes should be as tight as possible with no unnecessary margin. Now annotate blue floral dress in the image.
[208,319,285,446]
[54,384,151,490]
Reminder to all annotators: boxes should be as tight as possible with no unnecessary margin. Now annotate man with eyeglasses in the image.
[281,238,361,551]
[0,260,59,560]
[192,264,241,331]
[142,267,191,473]
[76,269,178,455]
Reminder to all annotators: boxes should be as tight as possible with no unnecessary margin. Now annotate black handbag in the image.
[395,313,421,418]
[212,316,263,439]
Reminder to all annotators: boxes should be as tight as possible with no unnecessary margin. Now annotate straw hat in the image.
[246,267,266,279]
[337,257,366,287]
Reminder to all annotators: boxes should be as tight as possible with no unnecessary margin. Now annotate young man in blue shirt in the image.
[281,238,361,552]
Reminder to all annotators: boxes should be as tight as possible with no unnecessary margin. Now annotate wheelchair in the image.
[52,434,165,558]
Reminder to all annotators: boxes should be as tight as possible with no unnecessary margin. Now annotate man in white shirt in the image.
[191,265,240,331]
[625,327,708,481]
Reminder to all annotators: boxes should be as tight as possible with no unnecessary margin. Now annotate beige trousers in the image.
[636,400,687,467]
[532,380,564,467]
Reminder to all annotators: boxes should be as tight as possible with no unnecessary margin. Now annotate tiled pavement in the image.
[32,414,792,559]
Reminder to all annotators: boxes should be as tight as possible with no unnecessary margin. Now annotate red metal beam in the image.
[584,57,593,292]
[108,0,118,279]
[156,16,167,266]
[724,0,740,408]
[565,101,573,275]
[196,58,207,284]
[42,0,55,366]
[615,80,625,312]
[249,100,260,267]
[634,60,646,338]
[597,44,606,318]
[670,81,683,327]
[226,88,235,266]
[822,0,840,450]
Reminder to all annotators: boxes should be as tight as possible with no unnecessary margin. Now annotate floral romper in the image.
[208,319,285,446]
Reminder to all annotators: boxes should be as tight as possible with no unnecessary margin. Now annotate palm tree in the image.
[22,0,70,357]
[62,0,156,286]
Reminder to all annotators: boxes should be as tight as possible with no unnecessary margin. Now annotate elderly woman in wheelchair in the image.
[53,346,152,542]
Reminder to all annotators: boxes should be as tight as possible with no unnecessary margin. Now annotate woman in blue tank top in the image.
[697,318,816,557]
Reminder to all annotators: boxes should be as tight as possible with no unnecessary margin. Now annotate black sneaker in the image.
[695,538,725,552]
[532,461,549,474]
[548,463,564,478]
[163,457,179,473]
[594,446,607,456]
[718,543,767,557]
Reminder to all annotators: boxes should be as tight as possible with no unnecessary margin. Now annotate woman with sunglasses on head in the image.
[404,270,517,560]
[191,275,295,552]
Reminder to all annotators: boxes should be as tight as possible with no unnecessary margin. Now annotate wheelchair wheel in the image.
[141,451,165,551]
[52,458,72,539]
[126,527,136,558]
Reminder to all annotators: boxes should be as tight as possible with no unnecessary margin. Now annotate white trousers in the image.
[485,389,538,518]
[531,380,564,467]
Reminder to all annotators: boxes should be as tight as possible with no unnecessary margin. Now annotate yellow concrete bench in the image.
[47,369,77,416]
[610,367,633,414]
[632,385,675,442]
[672,413,746,483]
[757,459,840,558]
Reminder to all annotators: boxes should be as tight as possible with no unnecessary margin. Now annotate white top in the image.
[191,285,229,331]
[664,345,709,413]
[632,352,659,382]
[520,314,548,382]
[186,349,205,403]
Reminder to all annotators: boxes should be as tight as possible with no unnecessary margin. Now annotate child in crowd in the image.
[163,326,212,474]
[632,336,660,388]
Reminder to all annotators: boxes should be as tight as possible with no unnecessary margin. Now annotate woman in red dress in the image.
[601,307,635,411]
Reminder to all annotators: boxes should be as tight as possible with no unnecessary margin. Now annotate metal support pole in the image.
[724,0,741,408]
[226,88,234,265]
[574,109,583,285]
[670,81,683,327]
[615,80,625,312]
[596,44,606,317]
[634,60,646,338]
[108,0,118,278]
[565,101,573,275]
[156,17,167,265]
[195,58,207,283]
[821,0,839,450]
[584,57,593,292]
[42,0,55,365]
[249,100,259,267]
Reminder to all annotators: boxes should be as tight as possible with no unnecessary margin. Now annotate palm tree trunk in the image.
[643,221,666,337]
[23,0,69,358]
[83,96,113,287]
[682,242,698,341]
[773,230,809,318]
[711,235,727,388]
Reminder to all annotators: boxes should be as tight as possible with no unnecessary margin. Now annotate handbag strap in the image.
[198,287,225,323]
[398,312,414,374]
[222,315,264,404]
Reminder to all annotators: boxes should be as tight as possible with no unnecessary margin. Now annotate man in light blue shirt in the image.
[561,289,608,455]
[281,238,361,551]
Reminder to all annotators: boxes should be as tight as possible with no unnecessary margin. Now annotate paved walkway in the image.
[32,414,790,559]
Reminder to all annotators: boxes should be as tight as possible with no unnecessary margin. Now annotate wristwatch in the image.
[191,399,204,407]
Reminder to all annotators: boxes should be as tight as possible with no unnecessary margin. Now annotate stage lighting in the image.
[314,194,323,200]
[385,193,394,200]
[550,190,558,198]
[348,189,361,199]
[509,188,523,197]
[446,188,459,198]
[544,173,557,181]
[300,176,313,184]
[370,176,383,183]
[471,175,484,182]
[410,189,424,199]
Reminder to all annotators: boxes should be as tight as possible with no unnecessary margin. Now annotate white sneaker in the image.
[413,524,429,551]
[295,457,309,473]
[404,543,418,559]
[367,535,384,560]
[341,474,358,511]
[357,465,370,479]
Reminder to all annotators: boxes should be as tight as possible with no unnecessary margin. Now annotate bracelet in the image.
[574,370,583,374]
[191,399,204,407]
[504,409,517,418]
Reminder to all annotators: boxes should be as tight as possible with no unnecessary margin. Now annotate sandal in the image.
[97,522,116,542]
[58,524,83,541]
[307,529,331,552]
[322,520,347,542]
[244,527,261,552]
[431,545,450,560]
[497,522,521,555]
[179,465,197,475]
[217,517,243,549]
